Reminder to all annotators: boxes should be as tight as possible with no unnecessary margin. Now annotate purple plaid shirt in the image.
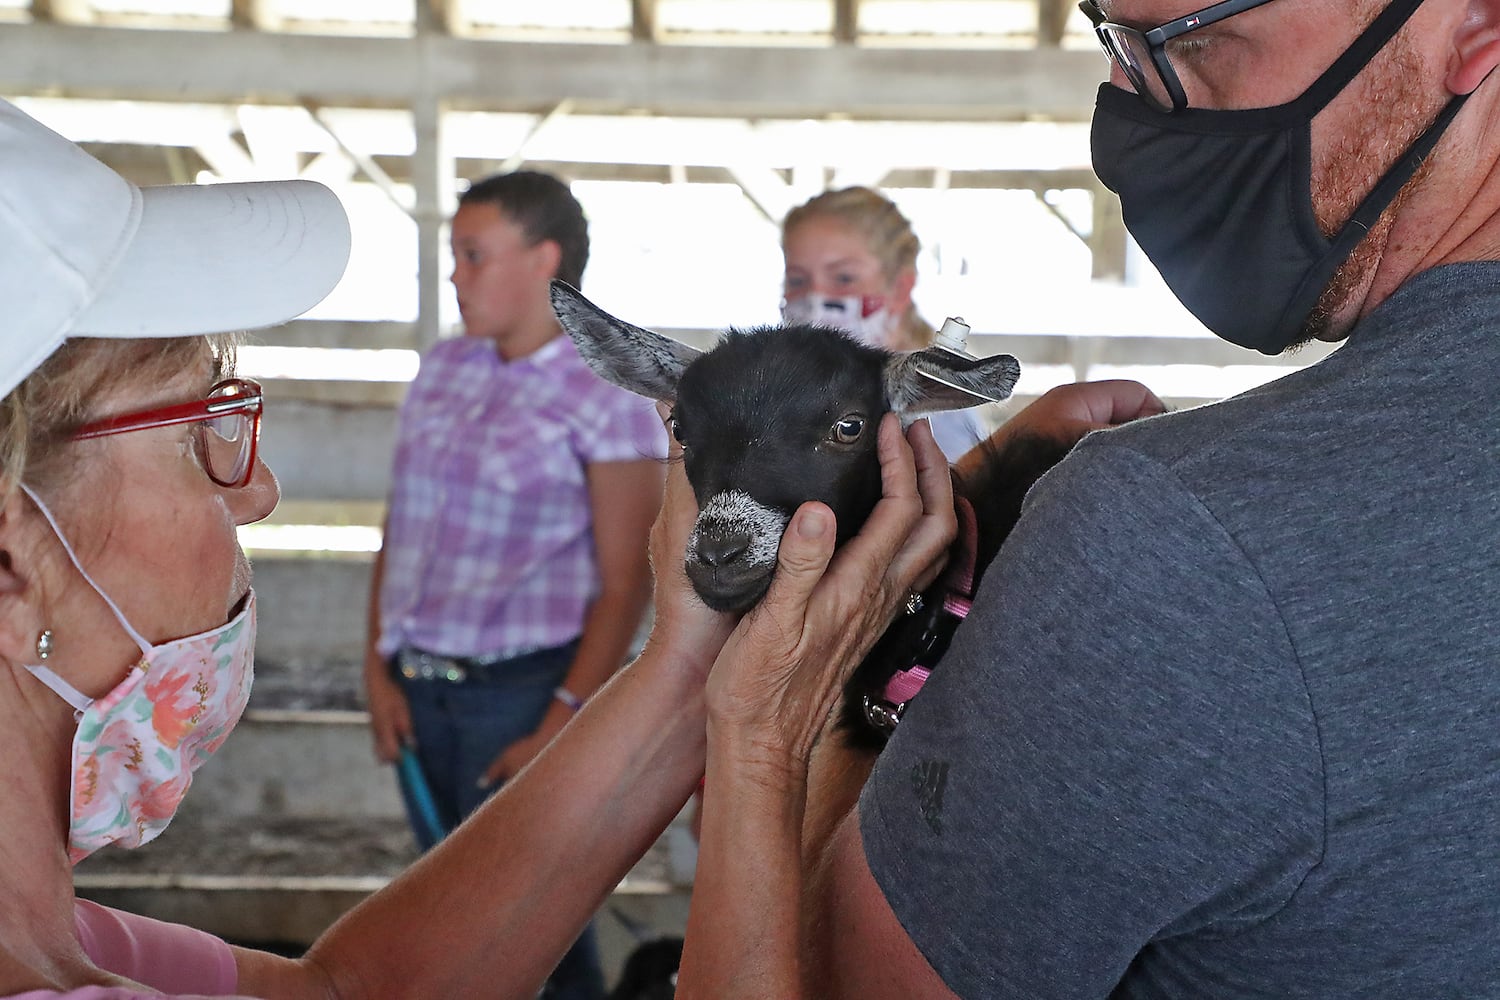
[376,334,667,660]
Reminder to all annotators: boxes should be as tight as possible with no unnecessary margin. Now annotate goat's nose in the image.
[695,534,751,568]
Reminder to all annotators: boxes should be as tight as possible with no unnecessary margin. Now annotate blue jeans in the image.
[393,639,605,1000]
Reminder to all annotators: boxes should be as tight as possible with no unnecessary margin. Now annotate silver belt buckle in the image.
[399,649,467,682]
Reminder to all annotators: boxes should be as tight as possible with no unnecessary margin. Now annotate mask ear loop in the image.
[25,662,93,719]
[17,484,153,675]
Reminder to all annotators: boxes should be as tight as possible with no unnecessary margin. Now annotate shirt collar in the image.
[453,331,575,372]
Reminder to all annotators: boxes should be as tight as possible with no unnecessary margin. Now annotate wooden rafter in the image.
[424,0,468,37]
[230,0,283,32]
[1,23,1106,122]
[833,0,860,44]
[630,0,659,42]
[1037,0,1070,48]
[30,0,94,24]
[499,99,574,173]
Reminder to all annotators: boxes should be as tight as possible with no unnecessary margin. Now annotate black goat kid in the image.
[551,280,1071,749]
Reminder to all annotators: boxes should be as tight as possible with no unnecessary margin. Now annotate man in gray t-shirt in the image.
[861,263,1500,997]
[805,2,1500,996]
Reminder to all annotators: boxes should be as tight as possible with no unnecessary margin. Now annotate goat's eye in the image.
[831,416,865,445]
[665,413,687,446]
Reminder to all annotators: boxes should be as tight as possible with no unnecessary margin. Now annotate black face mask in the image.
[1090,0,1470,354]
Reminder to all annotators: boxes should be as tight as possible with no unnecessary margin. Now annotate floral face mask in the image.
[19,484,256,864]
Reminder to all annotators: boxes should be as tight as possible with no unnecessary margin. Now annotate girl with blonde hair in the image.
[781,186,988,458]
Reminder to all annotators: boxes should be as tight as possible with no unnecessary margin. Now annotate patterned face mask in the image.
[780,293,899,349]
[19,484,256,864]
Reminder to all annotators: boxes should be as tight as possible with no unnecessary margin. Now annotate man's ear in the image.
[1447,0,1500,94]
[0,502,47,666]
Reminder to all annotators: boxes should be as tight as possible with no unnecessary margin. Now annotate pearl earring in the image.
[35,629,54,661]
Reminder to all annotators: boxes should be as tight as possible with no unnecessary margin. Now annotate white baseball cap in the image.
[0,98,352,400]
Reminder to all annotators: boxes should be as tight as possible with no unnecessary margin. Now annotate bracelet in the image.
[552,686,584,713]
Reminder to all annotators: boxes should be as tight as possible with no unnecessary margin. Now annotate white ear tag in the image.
[916,316,1009,405]
[933,316,974,356]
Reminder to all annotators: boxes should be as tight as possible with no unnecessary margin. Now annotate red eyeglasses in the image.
[71,378,264,489]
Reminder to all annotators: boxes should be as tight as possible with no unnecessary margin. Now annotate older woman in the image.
[0,97,962,999]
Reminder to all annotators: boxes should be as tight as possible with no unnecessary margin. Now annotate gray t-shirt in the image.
[861,261,1500,998]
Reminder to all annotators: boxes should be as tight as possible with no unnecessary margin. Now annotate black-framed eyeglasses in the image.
[1080,0,1283,112]
[71,378,264,489]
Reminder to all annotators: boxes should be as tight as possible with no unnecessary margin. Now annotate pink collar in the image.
[866,493,979,731]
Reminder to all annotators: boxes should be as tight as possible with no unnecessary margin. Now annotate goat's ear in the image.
[549,280,701,401]
[884,349,1021,418]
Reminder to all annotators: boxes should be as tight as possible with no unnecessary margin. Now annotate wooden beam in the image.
[879,167,1099,191]
[28,98,1095,179]
[304,104,412,212]
[411,94,455,350]
[244,320,420,351]
[30,0,94,24]
[833,0,860,45]
[1036,0,1070,48]
[725,164,797,227]
[230,0,282,32]
[236,104,300,178]
[193,132,256,181]
[82,150,1106,192]
[630,0,659,42]
[499,99,574,173]
[424,0,468,37]
[256,397,397,503]
[1090,184,1127,281]
[0,22,1108,122]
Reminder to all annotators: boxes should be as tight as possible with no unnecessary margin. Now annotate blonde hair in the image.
[781,186,933,349]
[0,336,232,512]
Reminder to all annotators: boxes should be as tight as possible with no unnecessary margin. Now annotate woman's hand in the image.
[641,403,737,680]
[704,414,955,767]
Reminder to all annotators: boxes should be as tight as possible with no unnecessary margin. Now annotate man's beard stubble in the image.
[1297,30,1440,346]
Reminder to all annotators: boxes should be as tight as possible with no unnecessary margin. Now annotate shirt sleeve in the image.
[574,378,669,465]
[858,441,1325,998]
[73,900,238,997]
[925,408,987,462]
[389,337,463,474]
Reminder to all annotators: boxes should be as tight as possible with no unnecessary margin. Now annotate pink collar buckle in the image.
[862,665,932,735]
